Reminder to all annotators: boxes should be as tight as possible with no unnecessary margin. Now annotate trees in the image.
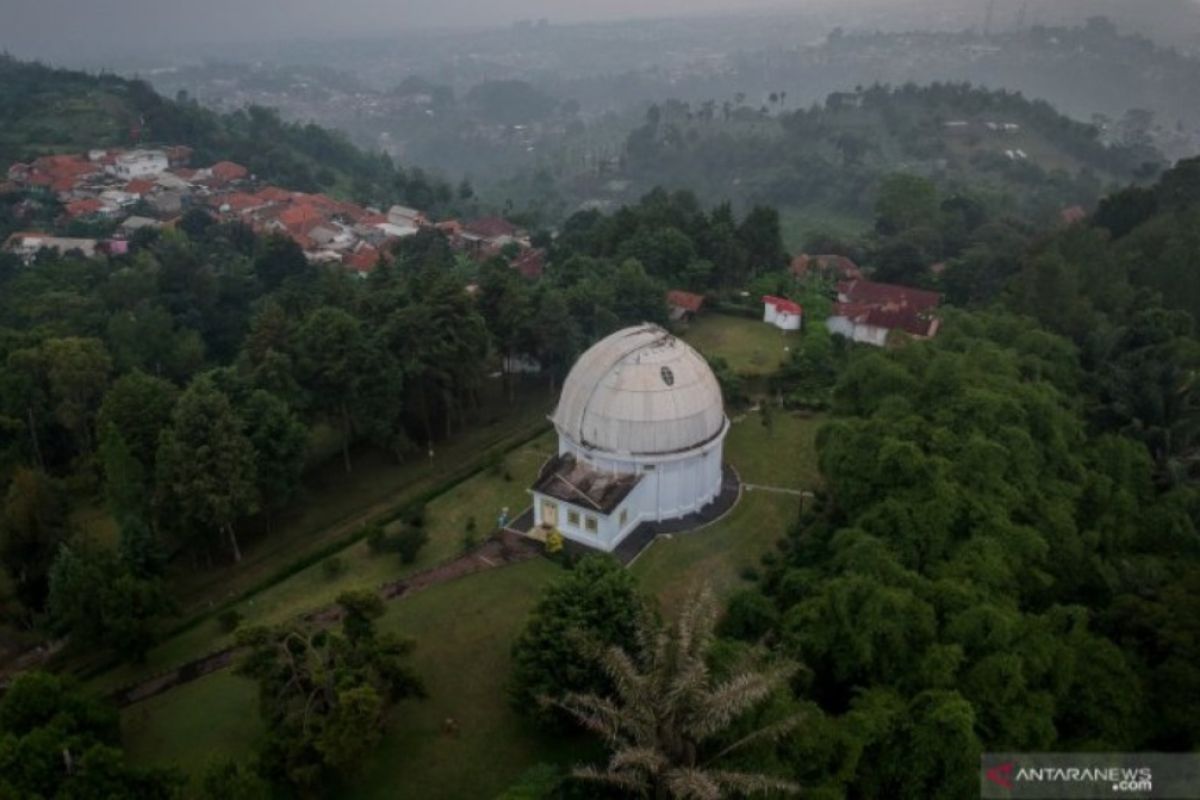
[236,590,423,790]
[747,312,1198,793]
[39,336,113,454]
[296,306,370,472]
[240,389,309,515]
[510,556,646,723]
[47,536,170,662]
[0,671,180,799]
[874,173,940,236]
[556,588,801,799]
[155,376,258,562]
[0,467,67,618]
[95,370,177,475]
[98,424,146,522]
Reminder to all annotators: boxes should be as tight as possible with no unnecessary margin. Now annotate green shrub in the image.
[406,505,426,528]
[323,556,345,579]
[395,527,429,565]
[365,523,389,555]
[719,589,779,641]
[217,608,243,633]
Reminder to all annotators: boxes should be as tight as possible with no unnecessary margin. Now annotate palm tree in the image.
[554,588,801,800]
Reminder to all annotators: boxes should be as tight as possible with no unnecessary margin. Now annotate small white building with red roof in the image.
[762,295,802,331]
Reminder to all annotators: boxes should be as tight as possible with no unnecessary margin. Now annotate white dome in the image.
[552,324,726,456]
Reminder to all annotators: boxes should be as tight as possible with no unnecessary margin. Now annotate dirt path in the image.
[109,531,540,708]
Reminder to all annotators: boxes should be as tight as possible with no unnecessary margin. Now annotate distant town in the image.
[3,145,545,278]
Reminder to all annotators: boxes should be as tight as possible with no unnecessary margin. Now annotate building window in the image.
[567,510,580,527]
[661,366,675,386]
[585,516,598,534]
[619,509,628,527]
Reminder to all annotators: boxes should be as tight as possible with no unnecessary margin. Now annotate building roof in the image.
[763,295,802,315]
[463,216,518,239]
[512,248,545,279]
[667,290,705,313]
[531,453,642,515]
[837,279,940,312]
[124,179,156,195]
[552,324,727,457]
[833,302,939,338]
[210,161,248,182]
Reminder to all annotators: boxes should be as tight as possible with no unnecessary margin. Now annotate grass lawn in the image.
[353,558,582,800]
[683,313,799,376]
[634,410,824,611]
[725,410,825,490]
[122,670,261,776]
[92,432,555,695]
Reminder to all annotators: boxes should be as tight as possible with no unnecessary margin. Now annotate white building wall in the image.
[539,424,726,551]
[112,151,169,180]
[773,310,801,331]
[763,303,778,325]
[826,316,889,347]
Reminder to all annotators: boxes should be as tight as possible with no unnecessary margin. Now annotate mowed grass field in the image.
[683,313,800,376]
[120,404,826,798]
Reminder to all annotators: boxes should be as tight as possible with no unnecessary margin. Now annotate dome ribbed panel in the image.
[552,324,725,456]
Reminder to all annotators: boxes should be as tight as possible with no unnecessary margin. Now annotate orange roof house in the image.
[210,161,249,183]
[666,290,705,321]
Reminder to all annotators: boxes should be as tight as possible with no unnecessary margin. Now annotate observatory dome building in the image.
[530,324,730,552]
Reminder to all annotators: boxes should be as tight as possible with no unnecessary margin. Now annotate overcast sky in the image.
[0,0,801,58]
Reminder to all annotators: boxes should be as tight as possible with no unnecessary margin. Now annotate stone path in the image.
[109,530,540,708]
[742,483,813,498]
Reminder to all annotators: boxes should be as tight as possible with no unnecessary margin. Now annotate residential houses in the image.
[4,145,542,281]
[826,279,941,346]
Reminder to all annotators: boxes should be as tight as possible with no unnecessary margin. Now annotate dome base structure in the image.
[529,324,734,553]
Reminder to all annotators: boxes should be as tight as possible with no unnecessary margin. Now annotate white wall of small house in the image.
[826,316,889,347]
[774,310,801,331]
[532,491,625,551]
[763,303,778,325]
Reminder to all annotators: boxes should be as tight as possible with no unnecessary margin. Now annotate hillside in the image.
[556,82,1161,244]
[0,56,456,213]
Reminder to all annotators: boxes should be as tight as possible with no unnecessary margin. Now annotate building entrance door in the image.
[542,500,558,528]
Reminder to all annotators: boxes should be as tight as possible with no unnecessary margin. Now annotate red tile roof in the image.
[836,279,940,312]
[464,216,518,239]
[834,302,939,338]
[210,161,249,183]
[218,192,264,213]
[124,179,156,195]
[667,290,705,313]
[345,246,381,273]
[65,198,104,217]
[256,186,292,203]
[512,248,546,279]
[763,295,803,315]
